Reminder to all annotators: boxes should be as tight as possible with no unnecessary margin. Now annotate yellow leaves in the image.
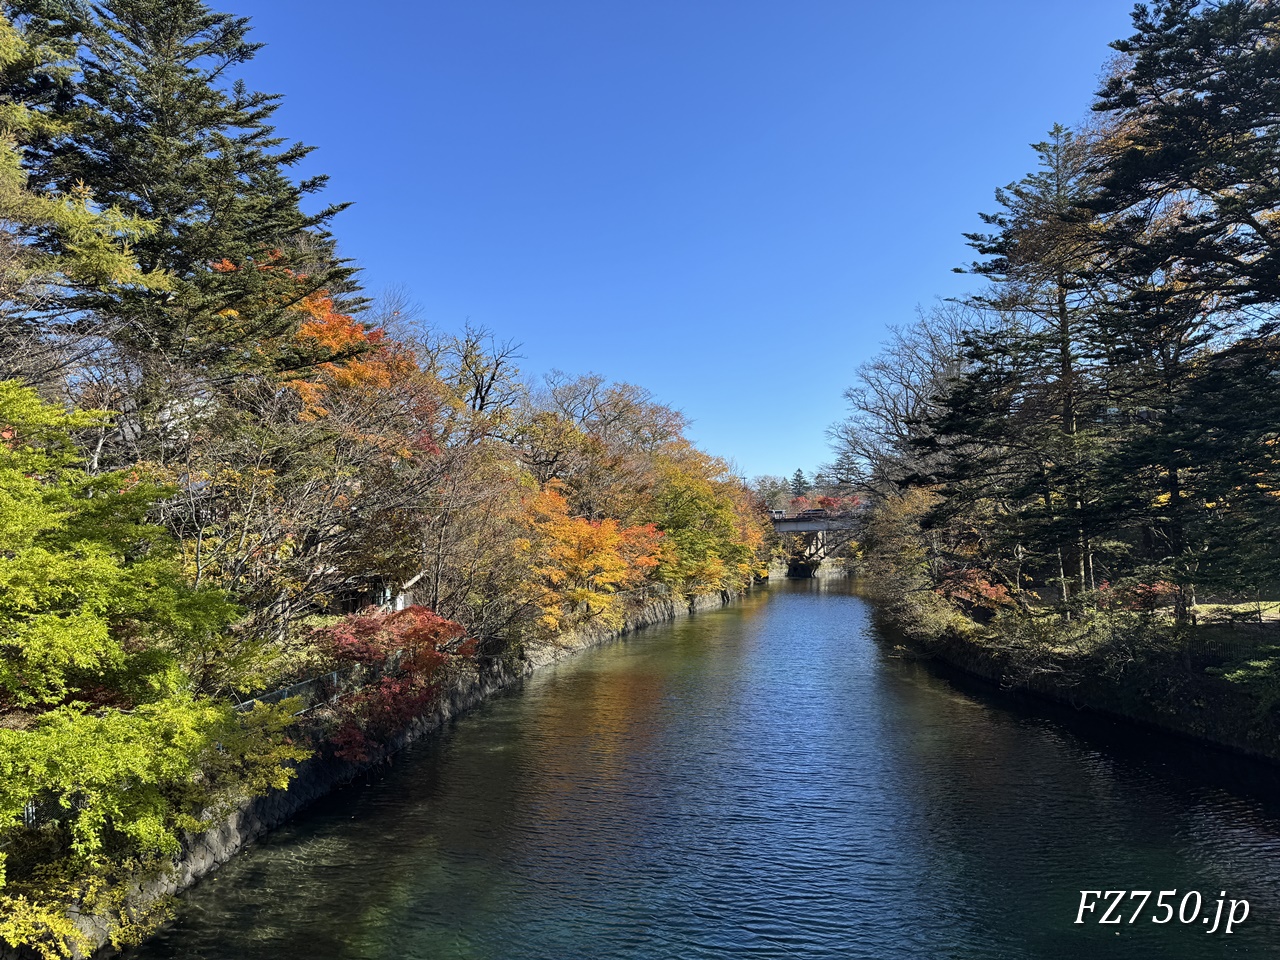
[287,379,328,420]
[647,451,769,592]
[519,483,662,636]
[0,892,96,960]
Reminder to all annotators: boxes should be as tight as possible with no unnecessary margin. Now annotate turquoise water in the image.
[129,580,1280,959]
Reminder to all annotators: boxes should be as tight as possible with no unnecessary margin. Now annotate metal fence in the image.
[1189,631,1278,669]
[232,665,365,716]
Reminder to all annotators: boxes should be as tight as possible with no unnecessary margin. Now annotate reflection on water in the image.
[129,580,1280,959]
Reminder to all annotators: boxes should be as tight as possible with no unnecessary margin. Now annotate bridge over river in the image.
[770,509,860,576]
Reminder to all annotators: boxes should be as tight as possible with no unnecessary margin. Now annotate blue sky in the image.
[232,0,1136,479]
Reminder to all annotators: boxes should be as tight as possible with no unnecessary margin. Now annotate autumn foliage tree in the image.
[651,451,766,594]
[315,606,472,762]
[518,483,662,635]
[0,3,773,954]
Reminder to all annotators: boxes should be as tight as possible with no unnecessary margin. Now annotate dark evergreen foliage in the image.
[3,0,361,376]
[1092,0,1280,311]
[835,1,1280,622]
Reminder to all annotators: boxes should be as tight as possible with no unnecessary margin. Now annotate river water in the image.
[130,580,1280,959]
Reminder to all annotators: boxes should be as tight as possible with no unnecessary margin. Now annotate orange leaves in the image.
[209,249,286,274]
[285,290,420,423]
[294,293,371,355]
[206,255,424,423]
[518,483,663,633]
[935,569,1014,611]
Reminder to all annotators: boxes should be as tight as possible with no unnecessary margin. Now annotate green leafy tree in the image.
[0,381,308,958]
[653,452,765,593]
[0,380,235,707]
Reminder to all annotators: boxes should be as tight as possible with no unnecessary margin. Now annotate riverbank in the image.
[168,590,742,889]
[891,613,1280,766]
[11,591,742,960]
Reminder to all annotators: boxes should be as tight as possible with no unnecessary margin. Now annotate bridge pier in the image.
[768,557,849,580]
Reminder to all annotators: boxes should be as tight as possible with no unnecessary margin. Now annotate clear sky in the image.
[229,0,1137,480]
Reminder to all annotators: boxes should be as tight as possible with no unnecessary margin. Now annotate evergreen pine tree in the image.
[0,8,163,381]
[4,0,360,384]
[1092,0,1280,312]
[957,125,1111,599]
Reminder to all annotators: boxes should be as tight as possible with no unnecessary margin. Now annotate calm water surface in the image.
[131,581,1280,959]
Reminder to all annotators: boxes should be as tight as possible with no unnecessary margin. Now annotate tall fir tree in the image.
[1092,0,1280,314]
[3,0,361,398]
[957,125,1112,599]
[1084,1,1280,617]
[0,7,163,382]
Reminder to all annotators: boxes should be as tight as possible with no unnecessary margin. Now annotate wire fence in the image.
[232,666,364,716]
[1188,631,1279,670]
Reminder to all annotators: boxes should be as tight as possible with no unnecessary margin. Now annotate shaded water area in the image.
[130,581,1280,959]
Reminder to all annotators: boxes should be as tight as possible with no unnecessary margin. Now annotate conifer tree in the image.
[1168,332,1280,595]
[956,125,1111,599]
[1093,0,1280,313]
[0,8,162,382]
[3,0,358,386]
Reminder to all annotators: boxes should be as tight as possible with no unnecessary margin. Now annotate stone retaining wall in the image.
[918,628,1280,765]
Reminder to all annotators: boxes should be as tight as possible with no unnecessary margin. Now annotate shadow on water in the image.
[127,579,1280,960]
